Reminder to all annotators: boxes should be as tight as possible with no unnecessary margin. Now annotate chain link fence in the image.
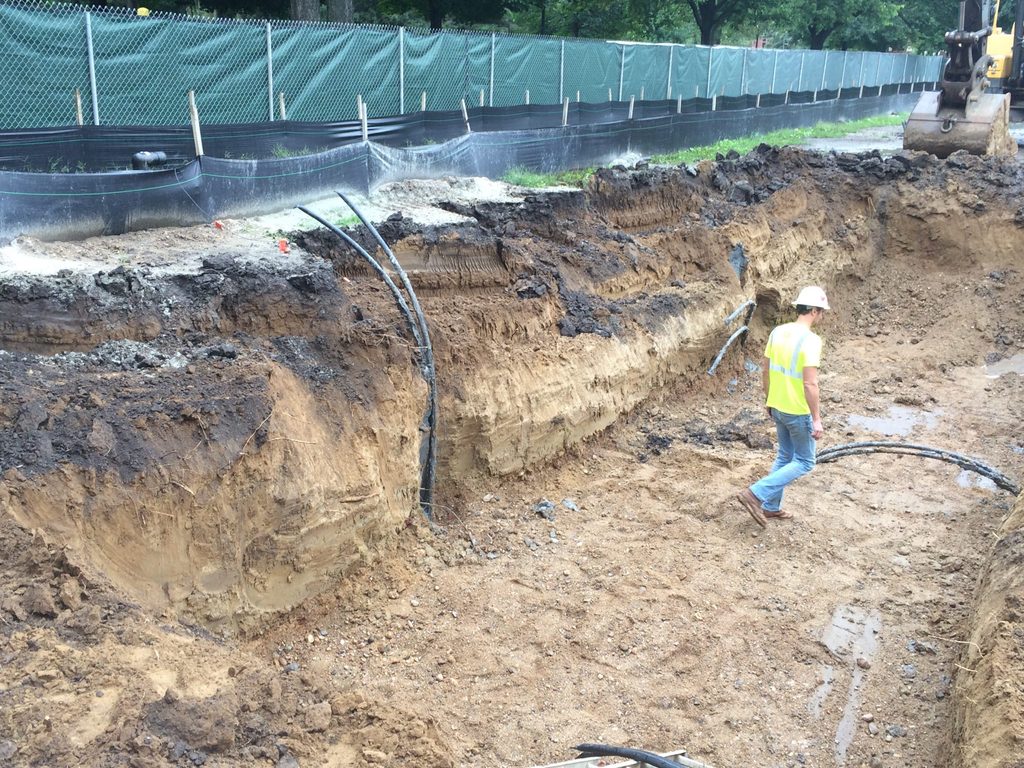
[0,0,944,130]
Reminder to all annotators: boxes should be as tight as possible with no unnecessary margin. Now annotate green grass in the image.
[334,214,360,228]
[652,113,908,165]
[501,166,595,188]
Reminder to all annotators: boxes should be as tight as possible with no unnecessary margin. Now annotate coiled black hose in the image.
[818,441,1020,496]
[575,743,715,768]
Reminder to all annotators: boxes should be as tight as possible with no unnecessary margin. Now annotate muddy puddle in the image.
[0,146,1023,768]
[846,405,943,437]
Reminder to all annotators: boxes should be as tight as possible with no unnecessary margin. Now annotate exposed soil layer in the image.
[0,147,1022,768]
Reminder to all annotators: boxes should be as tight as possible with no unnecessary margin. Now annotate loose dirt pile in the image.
[1,146,1023,768]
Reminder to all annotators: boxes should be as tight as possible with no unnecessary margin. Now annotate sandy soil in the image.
[0,144,1023,768]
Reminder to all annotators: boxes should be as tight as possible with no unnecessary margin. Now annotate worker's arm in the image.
[803,366,823,439]
[762,356,771,416]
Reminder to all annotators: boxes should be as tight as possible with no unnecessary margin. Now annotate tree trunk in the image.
[290,0,319,22]
[538,0,547,35]
[808,26,832,50]
[428,0,444,30]
[327,0,353,23]
[699,20,715,45]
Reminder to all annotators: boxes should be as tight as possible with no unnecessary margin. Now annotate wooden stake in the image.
[461,98,471,133]
[480,88,485,107]
[74,89,83,126]
[677,95,682,114]
[360,100,368,142]
[188,90,204,157]
[562,97,569,126]
[525,89,530,105]
[576,90,581,102]
[278,92,287,120]
[628,95,634,119]
[421,91,427,111]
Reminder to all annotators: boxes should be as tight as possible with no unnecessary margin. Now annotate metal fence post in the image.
[841,50,848,90]
[797,50,805,92]
[901,53,908,85]
[741,47,748,95]
[819,50,828,91]
[399,27,405,114]
[489,33,495,107]
[706,46,713,98]
[618,44,625,101]
[666,45,674,98]
[84,11,100,125]
[265,22,275,121]
[771,49,778,93]
[559,40,564,104]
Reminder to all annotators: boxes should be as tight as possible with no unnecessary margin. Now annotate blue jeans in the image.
[750,408,816,512]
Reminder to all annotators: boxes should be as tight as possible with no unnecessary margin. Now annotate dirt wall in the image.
[950,493,1024,768]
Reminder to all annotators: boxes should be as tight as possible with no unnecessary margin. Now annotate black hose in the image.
[575,743,714,768]
[297,206,423,348]
[334,190,439,519]
[298,199,438,520]
[818,441,1020,495]
[707,325,748,376]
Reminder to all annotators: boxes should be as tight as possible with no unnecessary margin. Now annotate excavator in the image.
[903,0,1021,157]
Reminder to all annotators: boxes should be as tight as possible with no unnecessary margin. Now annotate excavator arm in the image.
[903,0,1018,157]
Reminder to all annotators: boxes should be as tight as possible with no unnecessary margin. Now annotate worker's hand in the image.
[811,419,824,439]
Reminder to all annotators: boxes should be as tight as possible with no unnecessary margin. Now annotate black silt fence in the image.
[0,90,919,242]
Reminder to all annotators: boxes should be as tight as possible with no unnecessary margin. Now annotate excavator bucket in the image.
[903,90,1018,157]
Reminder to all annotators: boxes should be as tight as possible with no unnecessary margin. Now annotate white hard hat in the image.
[792,286,830,310]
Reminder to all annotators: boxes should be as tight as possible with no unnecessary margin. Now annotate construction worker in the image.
[737,286,829,527]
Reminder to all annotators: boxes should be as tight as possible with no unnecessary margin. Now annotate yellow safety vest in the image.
[764,322,822,416]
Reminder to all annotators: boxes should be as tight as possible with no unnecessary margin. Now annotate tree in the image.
[327,0,354,22]
[684,0,757,45]
[756,0,906,51]
[290,0,318,20]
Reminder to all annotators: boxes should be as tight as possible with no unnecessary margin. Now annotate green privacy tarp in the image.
[708,46,743,96]
[493,34,559,107]
[93,14,267,125]
[823,50,846,90]
[671,46,709,99]
[274,25,398,121]
[773,50,803,93]
[0,1,946,130]
[467,34,491,107]
[403,29,471,111]
[621,43,670,100]
[799,50,825,91]
[562,39,620,103]
[744,49,775,95]
[0,4,88,128]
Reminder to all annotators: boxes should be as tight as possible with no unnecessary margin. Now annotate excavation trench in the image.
[0,147,1022,767]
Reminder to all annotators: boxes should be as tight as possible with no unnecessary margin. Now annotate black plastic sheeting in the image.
[0,90,921,242]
